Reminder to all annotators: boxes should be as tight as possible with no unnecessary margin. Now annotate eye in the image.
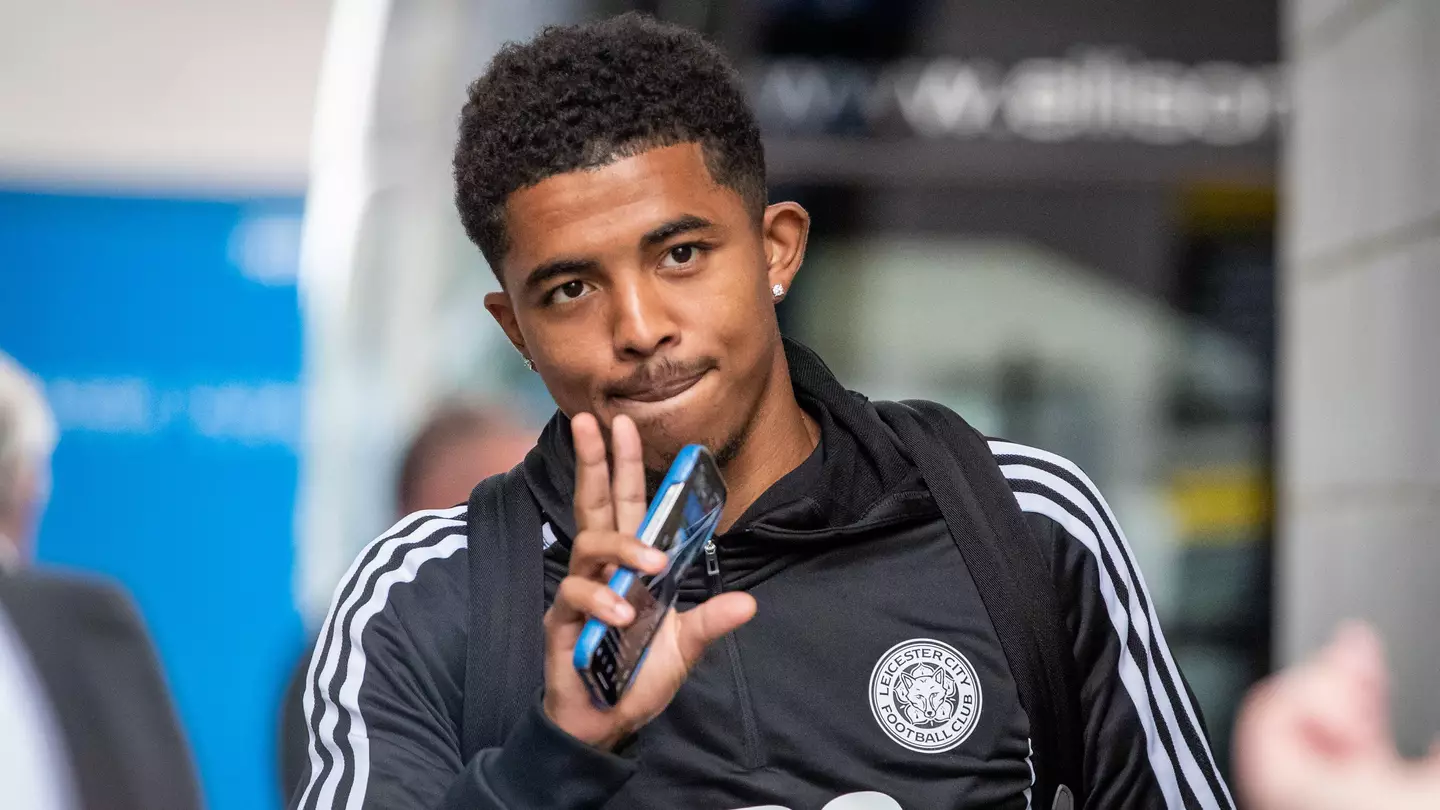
[660,244,698,268]
[548,279,591,304]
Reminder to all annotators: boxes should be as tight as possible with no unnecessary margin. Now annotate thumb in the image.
[1327,621,1392,749]
[1330,621,1387,694]
[675,592,757,668]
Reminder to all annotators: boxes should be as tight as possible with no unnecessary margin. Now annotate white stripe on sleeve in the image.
[992,439,1233,810]
[296,506,466,810]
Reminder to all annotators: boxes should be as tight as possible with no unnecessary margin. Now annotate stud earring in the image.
[772,283,785,299]
[521,355,536,371]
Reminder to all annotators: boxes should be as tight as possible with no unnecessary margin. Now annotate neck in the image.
[716,343,818,532]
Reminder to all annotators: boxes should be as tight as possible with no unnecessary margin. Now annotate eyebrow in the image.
[641,214,716,248]
[522,214,718,295]
[522,256,600,296]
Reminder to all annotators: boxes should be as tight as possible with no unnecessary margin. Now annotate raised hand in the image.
[1235,622,1440,810]
[541,412,756,750]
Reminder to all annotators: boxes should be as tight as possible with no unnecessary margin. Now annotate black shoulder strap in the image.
[876,400,1083,807]
[460,467,547,760]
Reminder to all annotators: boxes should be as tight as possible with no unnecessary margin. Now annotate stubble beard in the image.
[642,421,747,500]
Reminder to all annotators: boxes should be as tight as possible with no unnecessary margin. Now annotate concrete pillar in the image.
[1281,0,1440,754]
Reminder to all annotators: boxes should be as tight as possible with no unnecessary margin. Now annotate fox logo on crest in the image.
[869,639,982,753]
[894,664,958,726]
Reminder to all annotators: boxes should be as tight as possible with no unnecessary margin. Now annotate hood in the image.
[523,339,938,584]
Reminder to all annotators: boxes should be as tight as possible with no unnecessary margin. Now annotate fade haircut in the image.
[453,12,767,274]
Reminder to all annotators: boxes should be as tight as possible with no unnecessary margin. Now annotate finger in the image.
[570,531,668,580]
[610,415,648,536]
[543,604,583,660]
[674,592,756,669]
[553,576,636,627]
[572,413,615,533]
[1326,622,1391,746]
[1329,622,1386,686]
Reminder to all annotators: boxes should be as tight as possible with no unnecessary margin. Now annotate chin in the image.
[631,416,698,459]
[636,419,745,498]
[644,416,744,469]
[636,426,691,470]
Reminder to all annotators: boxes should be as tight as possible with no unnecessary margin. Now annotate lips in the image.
[609,369,708,404]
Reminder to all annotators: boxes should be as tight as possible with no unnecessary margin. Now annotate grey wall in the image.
[1281,0,1440,754]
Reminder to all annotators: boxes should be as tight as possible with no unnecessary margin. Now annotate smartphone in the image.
[573,444,726,708]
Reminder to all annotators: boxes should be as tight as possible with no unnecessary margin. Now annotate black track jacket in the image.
[292,352,1233,810]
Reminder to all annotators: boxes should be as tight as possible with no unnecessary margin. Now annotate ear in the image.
[898,673,913,693]
[484,291,529,360]
[761,201,810,300]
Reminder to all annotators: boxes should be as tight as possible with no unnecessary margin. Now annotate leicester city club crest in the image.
[868,638,983,753]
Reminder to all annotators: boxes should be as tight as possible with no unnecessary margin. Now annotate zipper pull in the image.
[703,540,722,592]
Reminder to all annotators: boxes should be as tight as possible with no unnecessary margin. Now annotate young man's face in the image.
[485,142,808,473]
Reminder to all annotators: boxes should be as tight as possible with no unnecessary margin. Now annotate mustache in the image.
[604,357,717,399]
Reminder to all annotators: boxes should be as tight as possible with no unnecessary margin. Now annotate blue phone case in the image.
[572,445,726,707]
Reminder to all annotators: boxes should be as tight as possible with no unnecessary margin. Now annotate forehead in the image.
[499,143,747,283]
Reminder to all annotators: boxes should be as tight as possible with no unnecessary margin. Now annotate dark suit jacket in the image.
[0,570,203,810]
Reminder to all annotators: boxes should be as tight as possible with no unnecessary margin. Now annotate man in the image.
[0,352,202,810]
[0,352,75,809]
[280,401,534,797]
[294,14,1231,810]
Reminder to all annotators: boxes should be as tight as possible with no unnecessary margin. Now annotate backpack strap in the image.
[876,400,1083,807]
[460,467,547,760]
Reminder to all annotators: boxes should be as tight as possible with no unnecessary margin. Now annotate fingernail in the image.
[643,549,667,568]
[613,601,634,622]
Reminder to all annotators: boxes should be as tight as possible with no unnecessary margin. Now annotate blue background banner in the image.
[0,190,307,810]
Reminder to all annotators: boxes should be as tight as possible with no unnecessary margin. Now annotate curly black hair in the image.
[453,13,767,272]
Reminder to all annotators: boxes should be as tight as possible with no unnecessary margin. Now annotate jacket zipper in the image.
[704,540,721,584]
[703,540,764,769]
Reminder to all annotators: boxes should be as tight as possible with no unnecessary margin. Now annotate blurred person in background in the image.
[280,400,533,799]
[395,402,539,517]
[0,351,74,809]
[1234,622,1440,810]
[293,14,1230,810]
[0,352,53,570]
[0,351,201,810]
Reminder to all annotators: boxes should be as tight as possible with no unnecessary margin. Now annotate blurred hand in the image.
[541,412,756,751]
[1234,622,1440,810]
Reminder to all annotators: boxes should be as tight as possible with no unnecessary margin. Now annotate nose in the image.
[611,273,678,360]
